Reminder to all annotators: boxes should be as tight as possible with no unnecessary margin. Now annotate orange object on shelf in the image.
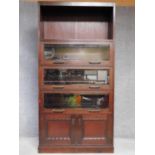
[76,95,82,105]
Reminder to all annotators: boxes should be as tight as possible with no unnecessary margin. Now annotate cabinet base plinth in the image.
[38,145,114,153]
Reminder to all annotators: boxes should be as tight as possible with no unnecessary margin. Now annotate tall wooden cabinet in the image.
[38,2,115,153]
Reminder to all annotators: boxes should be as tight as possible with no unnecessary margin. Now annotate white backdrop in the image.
[19,2,135,138]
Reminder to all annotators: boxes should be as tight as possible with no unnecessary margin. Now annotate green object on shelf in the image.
[67,95,77,107]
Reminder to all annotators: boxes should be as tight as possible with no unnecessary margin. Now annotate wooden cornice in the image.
[23,0,135,6]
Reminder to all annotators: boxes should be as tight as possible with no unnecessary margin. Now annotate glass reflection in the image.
[44,44,110,61]
[44,94,109,109]
[44,69,109,85]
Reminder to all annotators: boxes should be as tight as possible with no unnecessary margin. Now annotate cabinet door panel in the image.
[84,121,106,137]
[82,120,106,145]
[41,114,72,145]
[80,114,113,145]
[47,121,69,137]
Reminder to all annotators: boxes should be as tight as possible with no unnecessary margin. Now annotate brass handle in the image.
[89,85,100,89]
[53,61,65,64]
[89,61,101,64]
[88,109,100,112]
[52,109,65,113]
[53,86,64,89]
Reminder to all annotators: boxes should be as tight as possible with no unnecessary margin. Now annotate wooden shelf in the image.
[40,5,114,40]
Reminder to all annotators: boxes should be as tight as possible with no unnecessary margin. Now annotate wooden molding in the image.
[23,0,135,6]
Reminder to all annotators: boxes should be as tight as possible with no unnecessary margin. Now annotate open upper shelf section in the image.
[40,3,114,41]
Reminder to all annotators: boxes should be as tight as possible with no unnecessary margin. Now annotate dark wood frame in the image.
[38,2,115,153]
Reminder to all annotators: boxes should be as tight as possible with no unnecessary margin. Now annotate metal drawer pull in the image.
[53,61,65,64]
[88,109,101,112]
[53,86,64,89]
[52,109,65,113]
[89,85,100,89]
[89,61,101,64]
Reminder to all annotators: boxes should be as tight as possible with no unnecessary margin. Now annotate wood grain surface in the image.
[23,0,135,6]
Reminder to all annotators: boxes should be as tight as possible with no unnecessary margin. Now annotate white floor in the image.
[19,137,134,155]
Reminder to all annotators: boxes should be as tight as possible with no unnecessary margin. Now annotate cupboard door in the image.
[40,114,72,145]
[39,114,113,146]
[80,114,113,145]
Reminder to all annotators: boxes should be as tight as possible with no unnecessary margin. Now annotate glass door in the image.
[43,93,110,109]
[40,68,112,90]
[40,43,113,66]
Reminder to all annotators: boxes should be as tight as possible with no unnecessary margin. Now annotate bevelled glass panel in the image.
[44,93,109,109]
[44,44,110,61]
[44,69,109,85]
